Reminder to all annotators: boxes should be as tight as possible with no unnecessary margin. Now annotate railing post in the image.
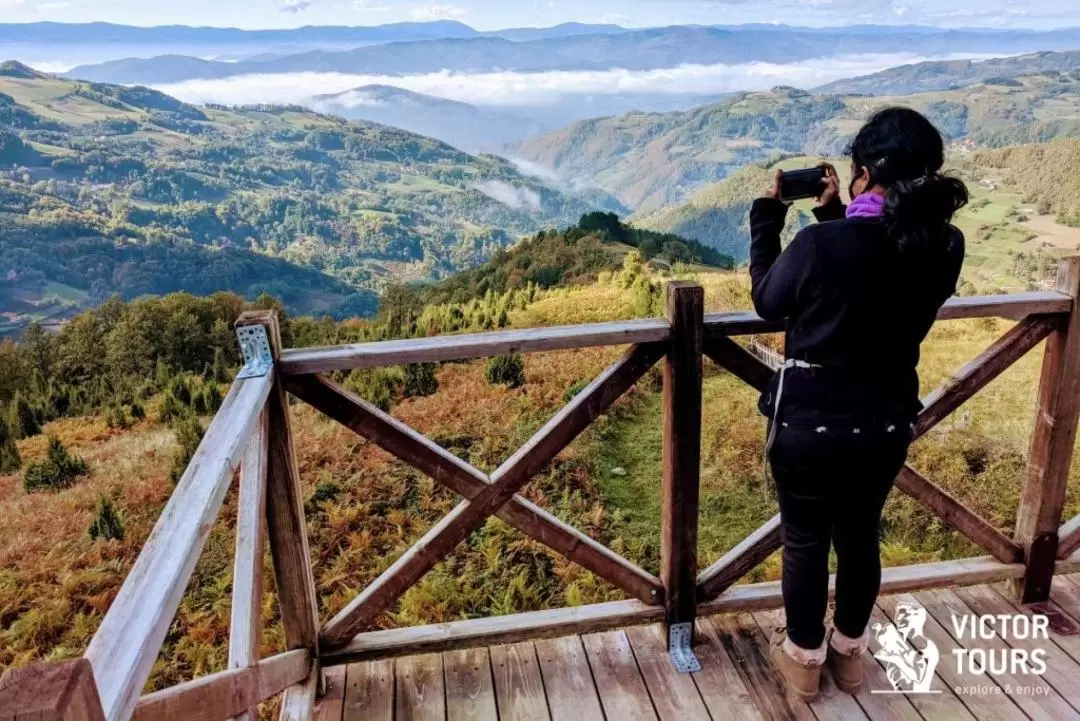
[661,281,704,672]
[234,312,322,673]
[0,659,105,721]
[1014,257,1080,603]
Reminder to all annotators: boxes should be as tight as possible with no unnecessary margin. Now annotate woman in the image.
[749,107,968,699]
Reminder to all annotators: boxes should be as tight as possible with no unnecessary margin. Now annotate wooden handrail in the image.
[279,317,671,375]
[84,371,272,721]
[131,650,310,721]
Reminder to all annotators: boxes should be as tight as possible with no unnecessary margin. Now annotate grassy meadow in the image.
[2,264,1078,711]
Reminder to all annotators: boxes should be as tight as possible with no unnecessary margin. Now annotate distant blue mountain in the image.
[58,25,1080,86]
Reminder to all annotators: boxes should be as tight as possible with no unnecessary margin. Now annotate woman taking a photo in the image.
[750,107,969,698]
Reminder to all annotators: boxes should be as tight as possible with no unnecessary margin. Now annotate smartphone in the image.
[780,167,827,201]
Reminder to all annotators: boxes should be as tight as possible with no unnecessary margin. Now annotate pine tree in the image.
[7,392,40,440]
[170,413,205,484]
[0,420,20,474]
[211,346,230,383]
[88,495,124,541]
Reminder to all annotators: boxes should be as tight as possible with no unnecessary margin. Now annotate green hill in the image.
[515,73,1080,212]
[0,64,622,329]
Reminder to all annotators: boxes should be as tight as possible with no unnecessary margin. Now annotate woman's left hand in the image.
[818,163,841,206]
[763,169,783,201]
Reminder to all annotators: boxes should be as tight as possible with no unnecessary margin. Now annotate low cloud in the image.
[152,52,1009,109]
[278,0,314,12]
[473,180,542,210]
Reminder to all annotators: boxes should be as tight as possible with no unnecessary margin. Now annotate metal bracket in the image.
[235,325,273,379]
[668,622,702,673]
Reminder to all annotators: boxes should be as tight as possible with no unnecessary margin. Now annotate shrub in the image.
[7,392,40,439]
[486,354,526,389]
[169,414,205,484]
[159,391,184,426]
[305,481,342,514]
[88,495,124,541]
[0,420,20,474]
[202,384,223,413]
[344,368,400,412]
[563,379,589,403]
[129,401,146,421]
[402,363,438,398]
[23,437,88,493]
[105,404,129,429]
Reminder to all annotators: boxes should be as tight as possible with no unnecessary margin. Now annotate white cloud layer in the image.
[151,52,1007,108]
[473,180,542,210]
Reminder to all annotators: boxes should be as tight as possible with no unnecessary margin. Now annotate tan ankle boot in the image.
[826,633,864,694]
[769,628,823,701]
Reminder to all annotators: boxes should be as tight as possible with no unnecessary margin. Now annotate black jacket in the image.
[749,196,964,426]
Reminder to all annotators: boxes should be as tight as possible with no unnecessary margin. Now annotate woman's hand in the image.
[763,169,783,201]
[818,163,840,207]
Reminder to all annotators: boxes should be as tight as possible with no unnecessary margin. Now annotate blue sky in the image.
[0,0,1075,31]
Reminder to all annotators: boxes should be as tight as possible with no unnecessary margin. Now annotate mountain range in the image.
[309,85,544,152]
[62,26,1080,85]
[0,61,620,327]
[514,72,1080,212]
[817,50,1080,95]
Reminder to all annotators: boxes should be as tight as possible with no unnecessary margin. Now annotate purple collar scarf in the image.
[846,193,886,219]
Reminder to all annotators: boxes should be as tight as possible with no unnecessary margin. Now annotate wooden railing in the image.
[6,262,1080,721]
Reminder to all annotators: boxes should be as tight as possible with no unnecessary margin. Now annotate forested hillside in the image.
[515,73,1080,211]
[973,137,1080,228]
[634,165,810,262]
[0,62,619,330]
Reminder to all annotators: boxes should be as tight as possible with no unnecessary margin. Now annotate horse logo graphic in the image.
[871,602,941,694]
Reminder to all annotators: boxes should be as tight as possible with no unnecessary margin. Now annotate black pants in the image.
[769,423,910,650]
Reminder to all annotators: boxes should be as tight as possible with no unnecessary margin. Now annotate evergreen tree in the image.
[0,420,20,474]
[88,495,124,541]
[211,346,230,383]
[402,363,438,398]
[170,413,205,484]
[6,392,40,439]
[486,354,526,389]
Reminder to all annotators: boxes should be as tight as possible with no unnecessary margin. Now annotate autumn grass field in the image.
[1,266,1079,716]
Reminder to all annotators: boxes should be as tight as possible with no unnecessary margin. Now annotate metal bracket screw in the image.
[235,325,273,379]
[668,622,702,673]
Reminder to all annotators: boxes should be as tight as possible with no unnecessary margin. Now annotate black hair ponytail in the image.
[884,173,969,253]
[848,107,969,253]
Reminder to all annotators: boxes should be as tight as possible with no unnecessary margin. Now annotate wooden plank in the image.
[697,515,782,600]
[661,281,704,634]
[395,654,445,721]
[914,314,1059,439]
[534,636,604,721]
[912,589,1075,719]
[894,466,1022,563]
[286,374,662,605]
[0,659,105,721]
[280,318,671,375]
[342,660,393,721]
[319,342,664,648]
[131,650,310,721]
[84,370,272,721]
[1058,514,1080,560]
[489,643,550,721]
[877,595,1027,721]
[323,598,665,665]
[691,617,764,721]
[702,336,773,392]
[323,557,1022,666]
[708,614,815,721]
[624,624,711,721]
[443,647,497,721]
[581,631,658,721]
[751,610,868,721]
[953,584,1080,713]
[229,407,269,721]
[236,311,321,654]
[703,291,1072,339]
[1016,259,1080,602]
[865,604,976,721]
[313,666,345,721]
[279,667,319,721]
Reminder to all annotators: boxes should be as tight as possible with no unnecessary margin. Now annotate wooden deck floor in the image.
[314,573,1080,721]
